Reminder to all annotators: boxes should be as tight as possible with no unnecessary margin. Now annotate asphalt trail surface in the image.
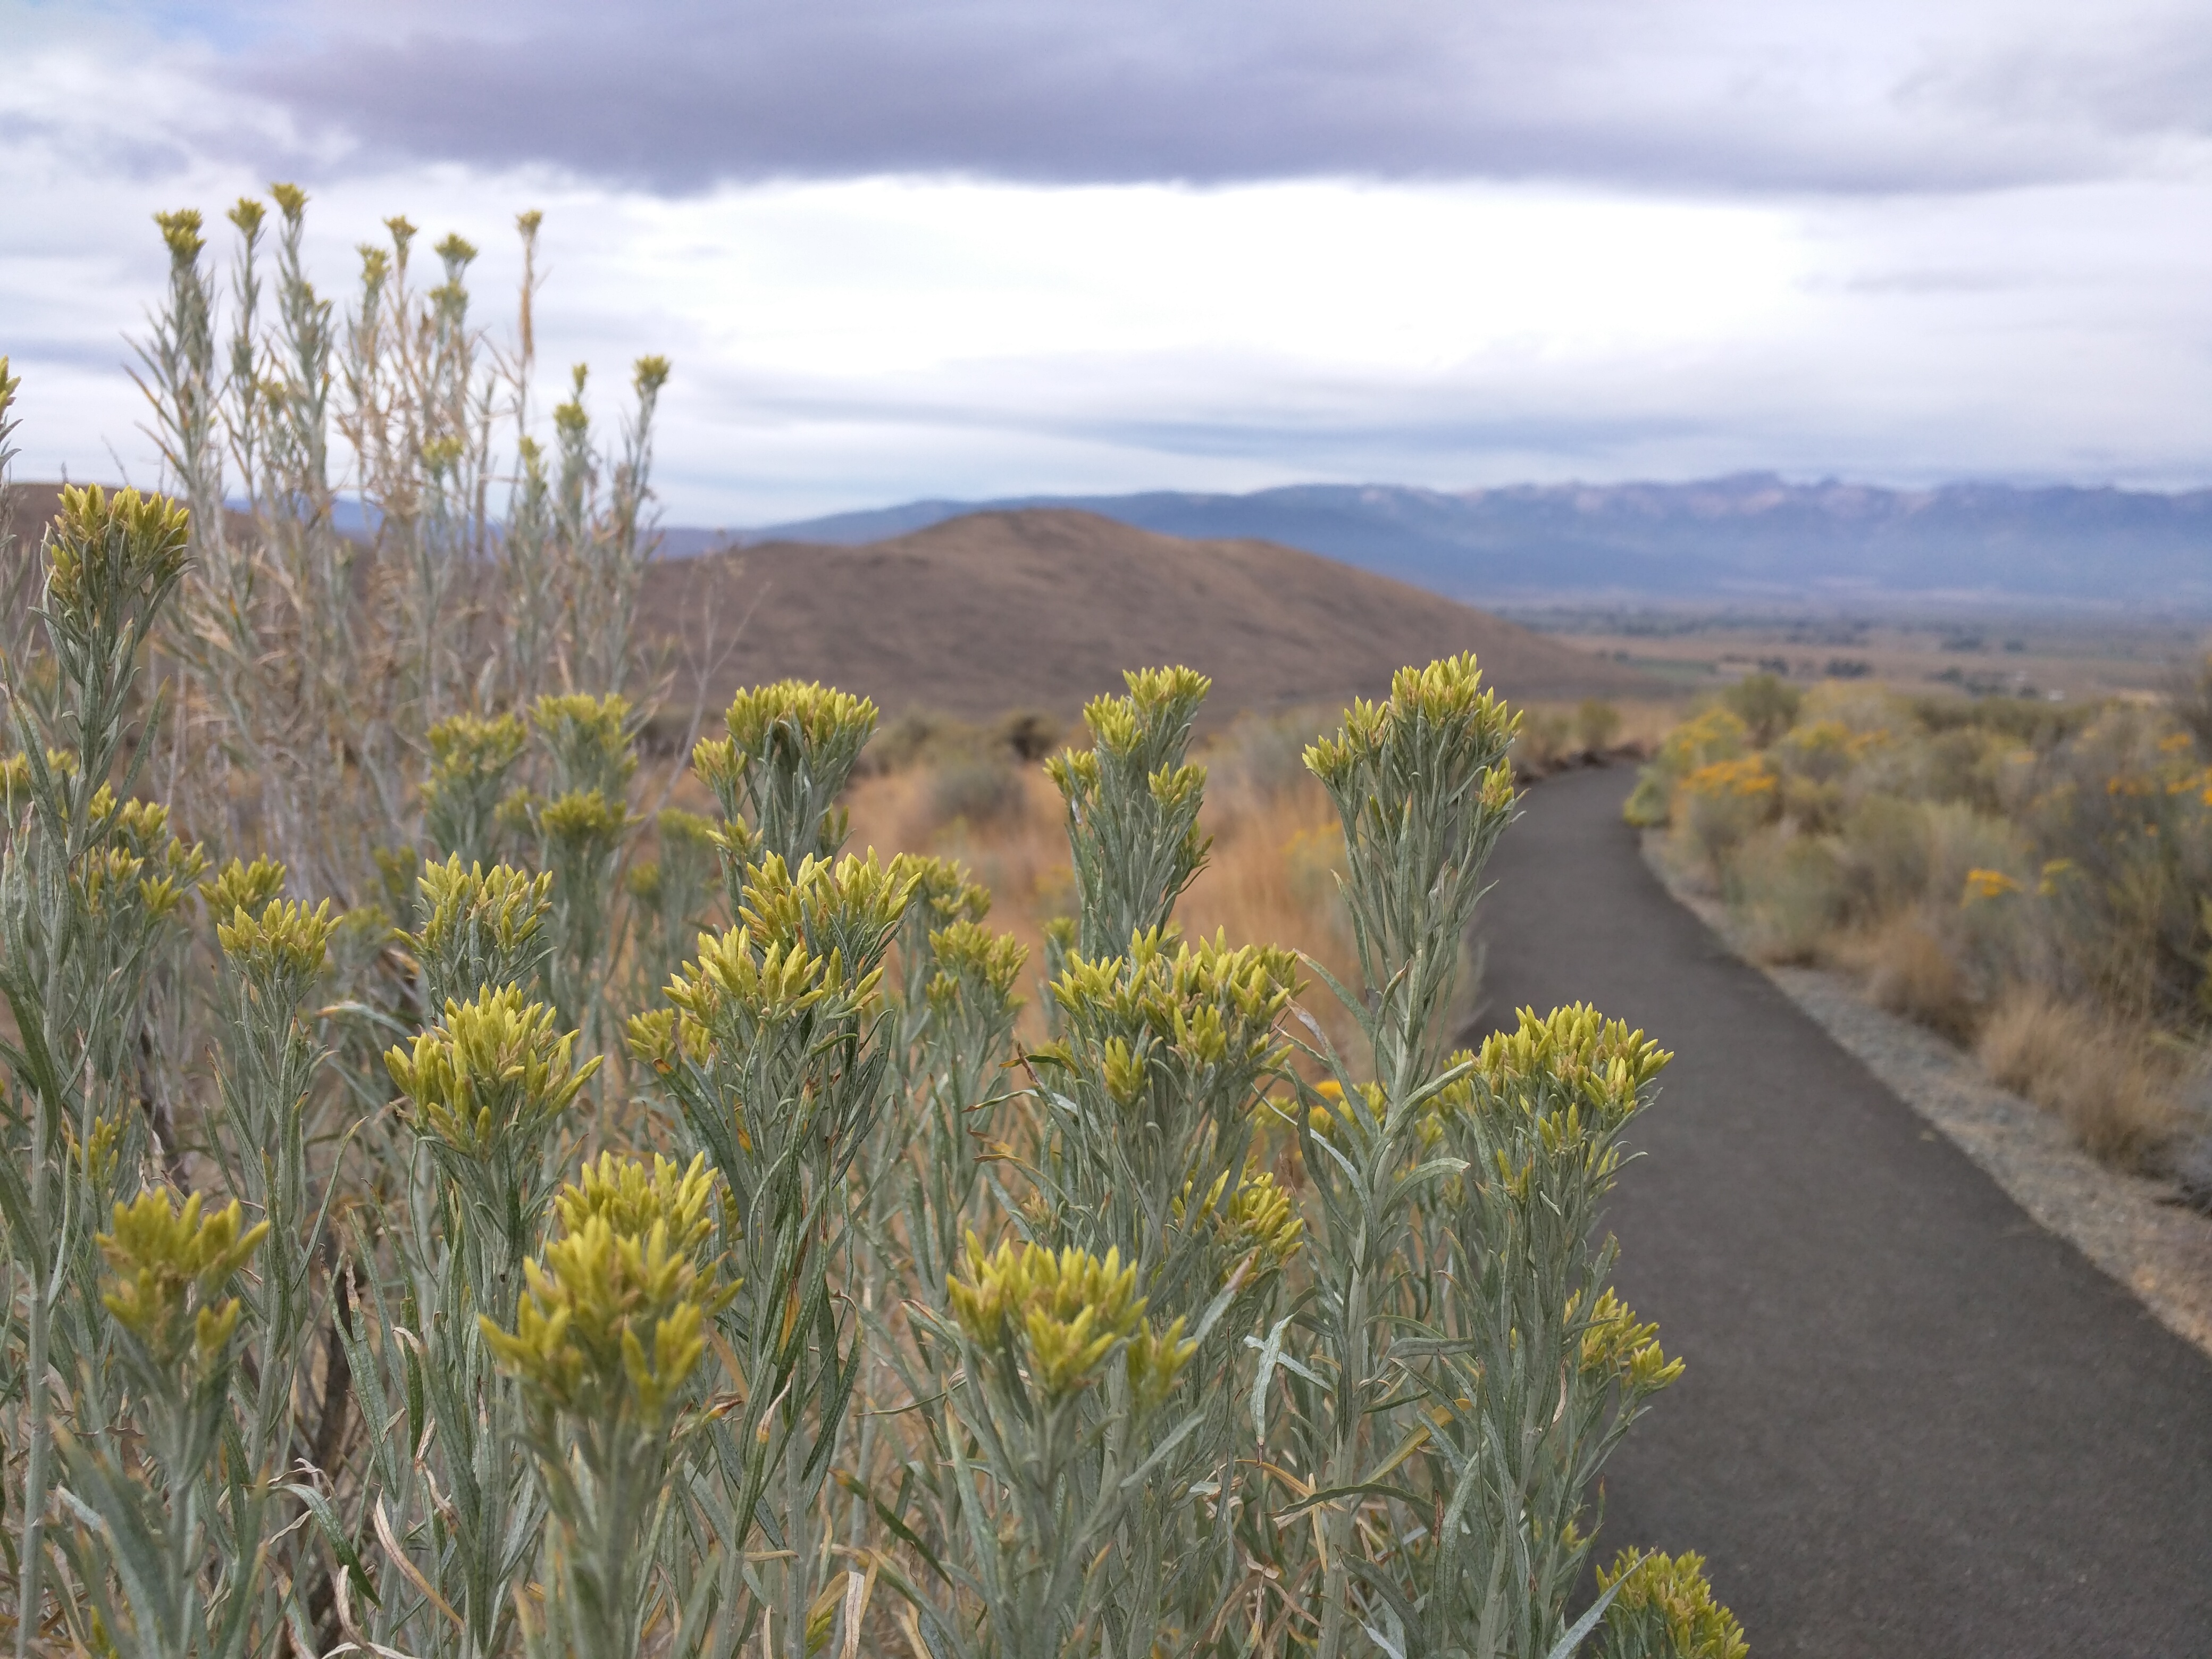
[1471,766,2212,1658]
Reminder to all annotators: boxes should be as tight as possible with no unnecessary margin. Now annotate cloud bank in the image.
[1,0,2207,524]
[232,0,2212,194]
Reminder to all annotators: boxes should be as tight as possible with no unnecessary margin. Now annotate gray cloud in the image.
[217,0,2211,195]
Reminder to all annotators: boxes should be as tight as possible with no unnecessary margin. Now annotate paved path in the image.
[1471,765,2212,1658]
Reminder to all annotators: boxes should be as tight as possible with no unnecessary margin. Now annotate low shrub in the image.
[1838,793,1930,915]
[1577,697,1624,753]
[1514,705,1579,772]
[1720,672,1801,746]
[925,754,1029,828]
[1729,830,1849,965]
[1679,756,1779,869]
[1635,675,2212,1166]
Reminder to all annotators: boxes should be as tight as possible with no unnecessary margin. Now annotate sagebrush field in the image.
[0,196,1746,1659]
[1629,671,2212,1168]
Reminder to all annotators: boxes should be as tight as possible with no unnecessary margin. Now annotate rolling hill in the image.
[741,475,2212,608]
[10,486,1648,714]
[638,508,1658,721]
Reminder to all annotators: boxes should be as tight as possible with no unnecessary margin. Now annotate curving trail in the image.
[1471,765,2212,1658]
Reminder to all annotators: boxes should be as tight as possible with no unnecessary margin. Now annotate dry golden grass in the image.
[841,756,1361,1050]
[1837,912,1978,1042]
[1509,697,1680,773]
[1977,984,2180,1168]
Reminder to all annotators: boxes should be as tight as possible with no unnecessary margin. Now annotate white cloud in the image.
[2,11,2208,525]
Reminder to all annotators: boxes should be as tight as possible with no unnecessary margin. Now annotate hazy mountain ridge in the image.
[727,475,2212,606]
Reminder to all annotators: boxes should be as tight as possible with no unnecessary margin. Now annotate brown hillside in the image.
[7,491,1662,718]
[639,509,1660,722]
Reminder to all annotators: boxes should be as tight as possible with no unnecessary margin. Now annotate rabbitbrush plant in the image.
[0,197,1745,1659]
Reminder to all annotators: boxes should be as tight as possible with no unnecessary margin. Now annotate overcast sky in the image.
[4,0,2209,524]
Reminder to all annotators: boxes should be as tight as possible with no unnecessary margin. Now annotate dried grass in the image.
[1977,984,2180,1168]
[1510,698,1679,775]
[1179,772,1364,1056]
[841,755,1361,1048]
[1838,912,1979,1041]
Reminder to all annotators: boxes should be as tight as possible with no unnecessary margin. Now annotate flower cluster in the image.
[1573,1288,1685,1392]
[1044,667,1214,958]
[693,681,879,865]
[386,985,599,1162]
[1961,867,2021,903]
[1172,1163,1304,1275]
[539,787,629,860]
[893,853,994,930]
[554,1151,721,1259]
[483,1155,735,1428]
[1473,1004,1673,1125]
[428,711,529,784]
[531,693,637,801]
[76,789,208,923]
[44,484,191,654]
[409,857,555,1007]
[926,919,1028,1016]
[1680,756,1777,801]
[1594,1549,1748,1659]
[1036,931,1300,1101]
[948,1235,1193,1402]
[98,1190,269,1373]
[1654,707,1750,774]
[630,854,911,1177]
[201,854,288,918]
[217,896,336,1008]
[714,681,879,763]
[738,850,912,977]
[1306,655,1515,792]
[421,711,529,862]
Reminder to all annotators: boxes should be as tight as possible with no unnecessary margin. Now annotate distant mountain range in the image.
[717,475,2212,609]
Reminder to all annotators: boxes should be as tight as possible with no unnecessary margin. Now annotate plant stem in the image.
[16,1086,49,1659]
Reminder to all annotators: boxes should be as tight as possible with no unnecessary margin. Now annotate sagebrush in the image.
[1629,671,2212,1167]
[0,196,1743,1659]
